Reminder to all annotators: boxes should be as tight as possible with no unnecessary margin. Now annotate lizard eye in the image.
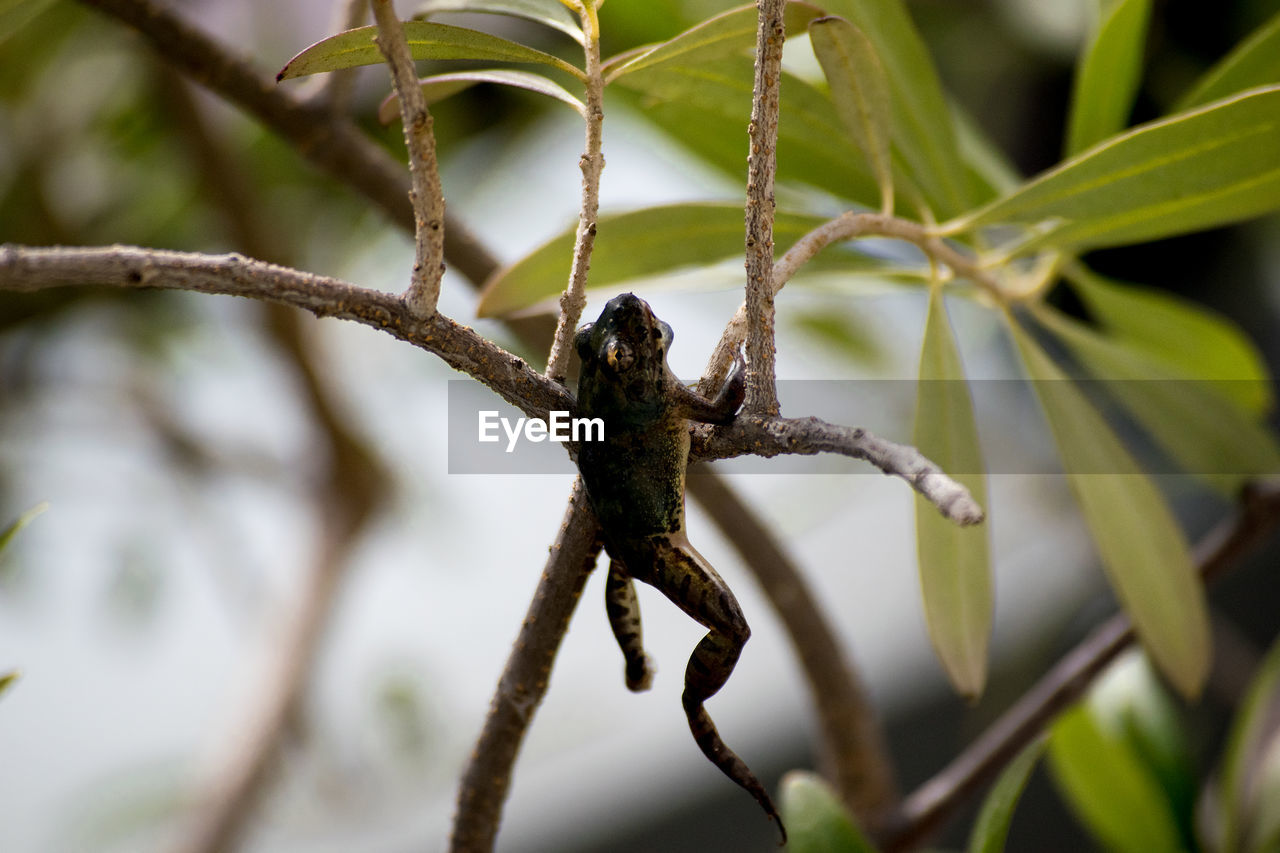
[605,339,634,371]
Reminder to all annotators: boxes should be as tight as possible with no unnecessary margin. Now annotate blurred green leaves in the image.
[1064,0,1152,156]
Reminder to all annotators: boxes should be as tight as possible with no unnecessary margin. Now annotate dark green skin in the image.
[574,293,784,841]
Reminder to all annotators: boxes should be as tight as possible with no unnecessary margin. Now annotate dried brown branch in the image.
[545,2,605,382]
[695,415,985,526]
[878,481,1280,851]
[77,0,498,288]
[371,0,446,317]
[741,0,787,415]
[0,245,574,419]
[688,471,900,825]
[450,479,602,852]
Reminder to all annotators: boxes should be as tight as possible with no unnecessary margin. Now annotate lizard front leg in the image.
[628,534,785,841]
[604,560,654,692]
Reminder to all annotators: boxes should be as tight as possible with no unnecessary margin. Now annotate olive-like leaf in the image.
[914,288,991,699]
[477,203,838,317]
[1008,321,1210,698]
[1217,634,1280,851]
[810,16,894,213]
[415,0,584,44]
[603,2,823,82]
[1067,267,1273,414]
[947,85,1280,252]
[0,500,48,554]
[967,737,1046,853]
[378,69,584,122]
[1048,702,1186,853]
[1031,303,1280,494]
[816,0,972,219]
[780,771,879,853]
[277,21,584,82]
[1175,10,1280,111]
[1064,0,1152,156]
[612,57,884,207]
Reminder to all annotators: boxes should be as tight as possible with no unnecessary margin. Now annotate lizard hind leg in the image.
[605,560,655,692]
[650,540,785,841]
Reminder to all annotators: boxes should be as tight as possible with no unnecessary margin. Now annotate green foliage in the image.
[779,771,879,853]
[1064,0,1152,156]
[476,204,841,316]
[1211,634,1280,852]
[1048,663,1189,852]
[415,0,586,44]
[914,288,991,699]
[377,69,585,121]
[967,737,1046,853]
[1175,10,1280,111]
[276,21,585,81]
[1009,321,1210,697]
[810,16,894,213]
[949,86,1280,251]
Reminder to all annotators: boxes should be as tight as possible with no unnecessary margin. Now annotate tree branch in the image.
[450,479,602,852]
[77,0,498,288]
[695,415,985,526]
[688,471,900,825]
[0,245,573,418]
[878,481,1280,851]
[742,0,786,415]
[545,2,605,383]
[703,210,1002,390]
[371,0,446,318]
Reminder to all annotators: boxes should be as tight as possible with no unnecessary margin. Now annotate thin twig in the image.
[371,0,446,317]
[77,0,497,288]
[545,2,605,383]
[741,0,787,414]
[688,470,900,826]
[450,479,602,852]
[703,210,1002,390]
[877,481,1280,851]
[695,415,985,526]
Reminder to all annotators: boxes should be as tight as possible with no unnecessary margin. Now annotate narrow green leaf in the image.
[1065,0,1152,156]
[1008,320,1210,698]
[1068,267,1274,414]
[948,86,1280,251]
[1175,11,1280,111]
[477,203,833,317]
[1048,703,1187,853]
[1251,733,1280,853]
[810,16,895,213]
[0,670,17,698]
[1031,303,1280,494]
[967,737,1046,853]
[603,2,824,82]
[0,501,48,555]
[613,59,884,207]
[378,69,585,122]
[276,21,584,82]
[415,0,585,44]
[816,0,972,218]
[0,0,57,44]
[1218,635,1280,851]
[780,771,879,853]
[914,288,991,699]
